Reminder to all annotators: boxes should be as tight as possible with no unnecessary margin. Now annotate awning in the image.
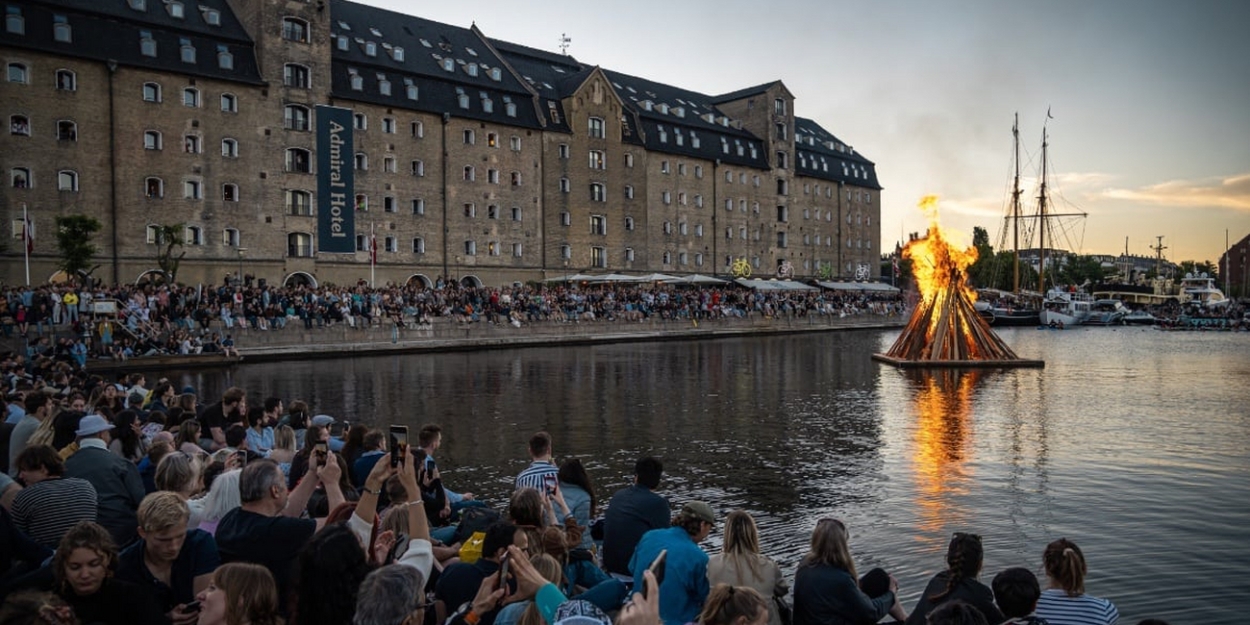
[543,273,595,283]
[675,274,729,285]
[633,273,682,282]
[586,273,640,283]
[816,281,900,293]
[735,279,819,291]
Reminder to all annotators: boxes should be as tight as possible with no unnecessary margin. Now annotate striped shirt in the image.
[1035,588,1119,625]
[11,477,99,548]
[515,460,558,493]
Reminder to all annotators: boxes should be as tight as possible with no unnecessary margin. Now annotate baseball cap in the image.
[681,501,717,525]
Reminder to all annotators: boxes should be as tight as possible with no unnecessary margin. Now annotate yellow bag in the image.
[458,531,486,564]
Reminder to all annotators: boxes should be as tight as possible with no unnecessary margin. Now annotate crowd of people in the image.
[0,359,1162,625]
[0,280,905,360]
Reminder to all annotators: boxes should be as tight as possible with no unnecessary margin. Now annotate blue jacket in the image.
[629,526,709,625]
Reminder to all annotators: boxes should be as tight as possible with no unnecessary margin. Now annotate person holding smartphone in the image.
[628,501,717,625]
[116,492,220,625]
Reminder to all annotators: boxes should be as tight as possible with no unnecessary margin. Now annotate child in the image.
[992,567,1047,625]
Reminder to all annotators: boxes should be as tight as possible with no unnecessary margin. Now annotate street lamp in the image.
[236,247,247,285]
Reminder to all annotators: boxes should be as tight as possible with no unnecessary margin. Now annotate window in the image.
[405,80,418,101]
[382,117,395,134]
[412,237,426,254]
[588,117,605,138]
[220,93,237,112]
[663,252,672,265]
[183,179,201,199]
[510,136,521,151]
[383,157,396,173]
[184,226,203,245]
[145,130,164,149]
[412,199,425,215]
[179,38,196,63]
[487,169,499,184]
[589,150,605,170]
[777,179,788,195]
[487,132,498,147]
[486,241,500,256]
[282,17,309,43]
[7,62,27,84]
[10,167,31,188]
[204,9,221,26]
[678,192,687,206]
[463,203,475,218]
[662,191,671,205]
[217,45,233,70]
[560,212,571,227]
[55,69,75,91]
[349,70,363,91]
[221,138,238,158]
[512,242,523,257]
[384,236,396,253]
[145,177,163,198]
[624,216,635,231]
[411,121,424,138]
[678,163,686,176]
[487,205,498,220]
[694,165,703,178]
[679,222,688,235]
[559,177,570,193]
[283,64,310,88]
[288,233,313,257]
[378,74,390,95]
[663,221,672,235]
[223,183,238,202]
[146,224,162,244]
[167,1,184,18]
[143,82,161,102]
[365,42,377,57]
[355,194,368,212]
[284,104,310,130]
[9,115,29,136]
[560,245,571,260]
[695,253,703,267]
[777,151,788,169]
[590,183,606,202]
[184,134,201,153]
[511,171,522,186]
[511,207,522,221]
[353,112,366,130]
[774,98,786,116]
[624,153,634,168]
[661,160,670,174]
[286,148,311,173]
[777,232,787,248]
[411,160,424,177]
[695,224,703,237]
[591,247,606,268]
[775,122,787,140]
[223,228,240,246]
[463,129,475,144]
[624,185,634,200]
[678,252,687,266]
[464,240,476,256]
[777,206,788,222]
[625,248,635,262]
[354,153,368,171]
[591,215,606,236]
[57,120,76,142]
[463,166,475,181]
[6,5,24,34]
[140,30,157,57]
[182,87,200,107]
[558,144,569,159]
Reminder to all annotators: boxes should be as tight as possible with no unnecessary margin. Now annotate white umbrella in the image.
[543,273,594,282]
[633,273,681,282]
[680,274,729,284]
[588,273,639,282]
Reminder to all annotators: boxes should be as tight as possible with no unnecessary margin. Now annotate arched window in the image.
[281,17,309,43]
[57,170,78,191]
[10,167,31,188]
[222,183,238,202]
[57,120,76,142]
[221,138,238,158]
[10,114,29,136]
[354,152,367,170]
[184,134,201,153]
[184,225,202,245]
[144,130,162,150]
[182,87,200,107]
[286,148,311,173]
[287,233,313,257]
[6,6,24,34]
[183,179,202,199]
[220,93,238,113]
[55,69,75,91]
[283,64,310,89]
[7,62,28,84]
[284,104,310,131]
[286,189,312,215]
[145,177,163,198]
[223,228,240,247]
[143,82,161,102]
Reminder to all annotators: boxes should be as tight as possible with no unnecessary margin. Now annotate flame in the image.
[904,195,979,310]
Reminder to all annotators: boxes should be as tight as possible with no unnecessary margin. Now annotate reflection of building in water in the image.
[910,369,982,531]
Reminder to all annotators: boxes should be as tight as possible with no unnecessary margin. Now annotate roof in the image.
[793,117,882,189]
[0,0,262,84]
[711,80,786,104]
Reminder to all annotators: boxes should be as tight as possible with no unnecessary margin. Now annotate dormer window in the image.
[481,96,493,113]
[5,6,23,35]
[391,47,404,61]
[52,14,71,43]
[364,41,377,57]
[377,73,390,95]
[348,69,362,91]
[179,38,196,63]
[140,30,157,57]
[167,1,184,19]
[217,45,233,70]
[490,67,502,81]
[658,103,669,115]
[404,78,418,100]
[466,63,478,77]
[505,102,516,117]
[336,36,348,51]
[202,8,220,26]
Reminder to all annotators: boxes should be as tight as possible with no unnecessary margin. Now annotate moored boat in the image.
[1039,289,1093,327]
[1122,309,1157,326]
[1084,299,1128,326]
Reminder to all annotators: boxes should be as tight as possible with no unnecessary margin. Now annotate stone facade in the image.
[1,0,882,287]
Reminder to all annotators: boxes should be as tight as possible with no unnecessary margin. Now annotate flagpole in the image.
[23,203,30,286]
[370,221,376,288]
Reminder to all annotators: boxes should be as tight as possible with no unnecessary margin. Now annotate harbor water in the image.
[176,326,1250,624]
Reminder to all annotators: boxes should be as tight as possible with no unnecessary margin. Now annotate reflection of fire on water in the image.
[911,369,981,531]
[875,195,1042,368]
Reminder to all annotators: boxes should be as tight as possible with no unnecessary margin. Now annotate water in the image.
[175,326,1250,624]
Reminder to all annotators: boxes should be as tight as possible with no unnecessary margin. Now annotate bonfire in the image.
[876,196,1041,367]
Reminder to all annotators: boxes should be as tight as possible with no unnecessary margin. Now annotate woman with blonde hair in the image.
[697,584,769,625]
[195,562,283,625]
[493,554,564,625]
[708,511,788,625]
[155,452,205,528]
[197,468,242,537]
[267,426,297,472]
[792,518,902,625]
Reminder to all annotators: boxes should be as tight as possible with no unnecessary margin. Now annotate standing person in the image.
[1034,538,1119,625]
[53,521,167,625]
[515,431,558,492]
[10,444,98,548]
[628,501,717,625]
[905,532,1002,625]
[707,510,788,625]
[116,491,221,624]
[63,415,146,547]
[792,518,902,625]
[199,387,246,452]
[602,456,670,577]
[557,458,597,552]
[8,391,53,475]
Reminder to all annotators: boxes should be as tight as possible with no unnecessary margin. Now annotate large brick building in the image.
[1,0,882,288]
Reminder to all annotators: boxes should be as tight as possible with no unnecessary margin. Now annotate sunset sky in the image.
[361,0,1250,263]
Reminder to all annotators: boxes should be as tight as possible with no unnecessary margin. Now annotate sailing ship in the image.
[976,114,1041,326]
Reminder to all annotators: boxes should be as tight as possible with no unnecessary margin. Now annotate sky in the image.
[361,0,1250,263]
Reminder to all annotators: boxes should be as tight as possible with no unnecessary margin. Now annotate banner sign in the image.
[316,105,354,253]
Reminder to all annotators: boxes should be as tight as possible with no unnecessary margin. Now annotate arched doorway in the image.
[459,275,483,288]
[405,274,433,289]
[283,271,318,289]
[134,269,169,287]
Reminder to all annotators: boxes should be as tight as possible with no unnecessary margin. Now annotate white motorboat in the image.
[1122,309,1158,325]
[1039,289,1093,327]
[1178,273,1229,309]
[1085,299,1128,326]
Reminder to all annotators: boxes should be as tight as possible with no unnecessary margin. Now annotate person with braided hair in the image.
[904,532,1002,625]
[1034,538,1119,625]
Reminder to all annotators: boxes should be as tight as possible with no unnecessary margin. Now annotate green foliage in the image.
[1178,260,1218,279]
[1053,254,1109,287]
[154,223,187,284]
[54,215,102,282]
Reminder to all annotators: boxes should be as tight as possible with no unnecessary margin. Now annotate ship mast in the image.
[1012,113,1022,294]
[1038,126,1049,293]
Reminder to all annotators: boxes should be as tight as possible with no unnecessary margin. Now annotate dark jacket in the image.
[904,570,1004,625]
[63,443,145,547]
[602,485,671,576]
[793,562,894,625]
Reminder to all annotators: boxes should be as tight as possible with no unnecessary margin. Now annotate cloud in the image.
[1100,173,1250,212]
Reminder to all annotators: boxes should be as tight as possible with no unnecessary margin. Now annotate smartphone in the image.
[389,425,409,468]
[182,601,202,613]
[329,421,347,438]
[314,442,328,467]
[543,474,557,496]
[235,450,247,467]
[497,553,511,590]
[643,549,667,597]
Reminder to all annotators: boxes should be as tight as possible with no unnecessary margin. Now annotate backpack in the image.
[451,505,503,545]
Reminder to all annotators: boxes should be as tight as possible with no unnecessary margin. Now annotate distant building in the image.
[1219,232,1249,299]
[1,0,882,287]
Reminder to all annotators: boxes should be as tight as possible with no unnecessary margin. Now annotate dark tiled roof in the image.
[710,80,784,104]
[0,0,262,84]
[488,37,585,133]
[794,117,882,190]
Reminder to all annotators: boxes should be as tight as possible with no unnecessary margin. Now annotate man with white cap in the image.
[64,414,147,546]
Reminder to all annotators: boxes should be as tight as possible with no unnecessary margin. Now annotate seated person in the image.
[992,567,1046,625]
[117,491,220,624]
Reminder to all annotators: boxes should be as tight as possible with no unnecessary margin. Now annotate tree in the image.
[1178,260,1218,279]
[154,223,187,284]
[54,215,102,284]
[1054,254,1108,287]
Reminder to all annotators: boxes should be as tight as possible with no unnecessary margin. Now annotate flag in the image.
[369,223,377,266]
[22,215,34,254]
